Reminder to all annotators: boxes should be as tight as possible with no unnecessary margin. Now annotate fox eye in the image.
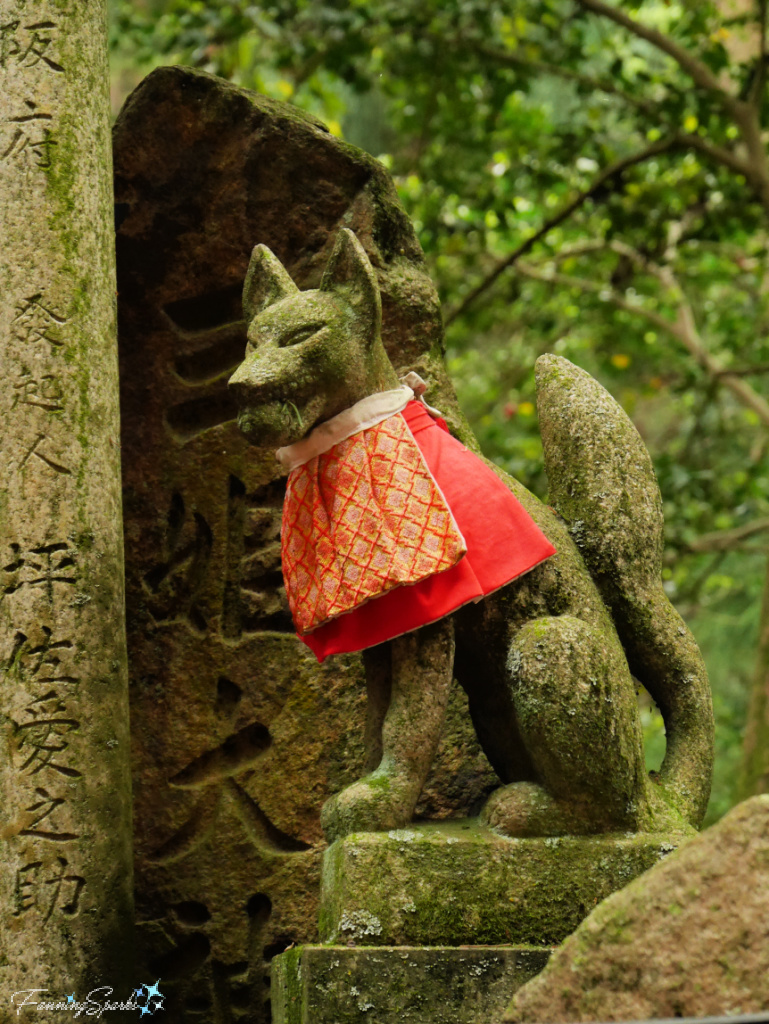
[283,324,322,347]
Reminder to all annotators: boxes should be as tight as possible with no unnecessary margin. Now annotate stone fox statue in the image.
[229,228,714,842]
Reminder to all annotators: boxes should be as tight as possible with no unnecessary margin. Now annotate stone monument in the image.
[114,66,500,1023]
[229,230,714,1023]
[0,0,133,1009]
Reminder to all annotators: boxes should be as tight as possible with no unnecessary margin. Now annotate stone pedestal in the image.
[271,945,551,1024]
[269,820,692,1023]
[320,820,692,947]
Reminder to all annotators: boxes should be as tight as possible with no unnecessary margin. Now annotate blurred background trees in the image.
[108,0,769,822]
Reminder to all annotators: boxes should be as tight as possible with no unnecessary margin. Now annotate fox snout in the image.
[228,357,270,404]
[228,353,315,449]
[228,350,301,408]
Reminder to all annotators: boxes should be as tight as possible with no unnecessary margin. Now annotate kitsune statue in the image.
[229,228,714,842]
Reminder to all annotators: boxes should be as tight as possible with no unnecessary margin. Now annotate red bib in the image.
[282,410,466,635]
[283,401,556,662]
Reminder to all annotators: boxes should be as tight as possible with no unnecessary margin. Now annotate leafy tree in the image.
[108,0,769,820]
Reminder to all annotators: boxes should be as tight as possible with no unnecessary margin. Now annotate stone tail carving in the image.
[536,354,714,826]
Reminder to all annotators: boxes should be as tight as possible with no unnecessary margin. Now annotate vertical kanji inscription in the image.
[0,0,132,1001]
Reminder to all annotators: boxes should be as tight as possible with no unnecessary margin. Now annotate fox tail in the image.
[535,354,714,827]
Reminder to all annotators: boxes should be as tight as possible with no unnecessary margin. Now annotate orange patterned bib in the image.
[281,413,466,634]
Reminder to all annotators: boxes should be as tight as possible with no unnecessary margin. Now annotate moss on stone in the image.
[319,819,693,948]
[536,355,714,827]
[272,945,306,1024]
[506,796,769,1023]
[1,0,132,999]
[271,944,550,1024]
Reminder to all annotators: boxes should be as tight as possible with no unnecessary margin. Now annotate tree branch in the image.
[517,247,769,428]
[515,259,676,334]
[714,362,769,377]
[663,201,708,262]
[471,40,759,180]
[574,0,769,210]
[673,130,755,178]
[748,0,769,107]
[471,42,660,116]
[687,517,769,553]
[479,16,756,181]
[620,255,769,426]
[574,0,738,104]
[444,137,677,325]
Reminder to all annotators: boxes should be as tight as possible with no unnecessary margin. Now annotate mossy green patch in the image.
[271,945,550,1024]
[320,819,693,947]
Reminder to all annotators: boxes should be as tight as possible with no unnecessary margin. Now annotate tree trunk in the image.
[0,0,133,1005]
[740,555,769,797]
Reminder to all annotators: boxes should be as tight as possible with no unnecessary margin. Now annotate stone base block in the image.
[320,819,691,946]
[271,945,551,1024]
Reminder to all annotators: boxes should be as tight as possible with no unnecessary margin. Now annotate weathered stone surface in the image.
[505,795,769,1022]
[536,355,714,827]
[0,0,133,1003]
[229,234,710,848]
[272,945,551,1024]
[114,64,715,1018]
[114,65,496,1021]
[319,820,693,947]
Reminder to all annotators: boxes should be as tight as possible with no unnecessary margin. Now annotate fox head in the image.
[228,229,400,449]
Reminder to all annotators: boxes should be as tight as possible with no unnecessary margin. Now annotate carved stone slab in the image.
[114,66,495,1023]
[319,821,693,948]
[271,945,551,1024]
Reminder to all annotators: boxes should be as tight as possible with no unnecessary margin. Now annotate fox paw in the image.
[320,772,413,842]
[481,782,581,838]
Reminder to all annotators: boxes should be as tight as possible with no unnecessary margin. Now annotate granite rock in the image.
[506,795,769,1022]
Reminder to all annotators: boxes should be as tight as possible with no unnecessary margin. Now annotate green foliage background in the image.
[108,0,769,823]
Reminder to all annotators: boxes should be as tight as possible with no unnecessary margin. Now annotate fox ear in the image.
[243,244,299,321]
[320,229,382,337]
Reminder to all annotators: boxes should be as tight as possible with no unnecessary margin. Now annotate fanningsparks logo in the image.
[11,981,164,1018]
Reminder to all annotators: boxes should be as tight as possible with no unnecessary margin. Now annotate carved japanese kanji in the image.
[0,0,132,998]
[0,18,63,72]
[2,102,56,168]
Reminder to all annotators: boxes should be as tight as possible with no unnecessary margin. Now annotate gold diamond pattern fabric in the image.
[282,413,466,634]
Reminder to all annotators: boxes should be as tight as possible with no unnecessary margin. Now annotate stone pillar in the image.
[0,0,133,1007]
